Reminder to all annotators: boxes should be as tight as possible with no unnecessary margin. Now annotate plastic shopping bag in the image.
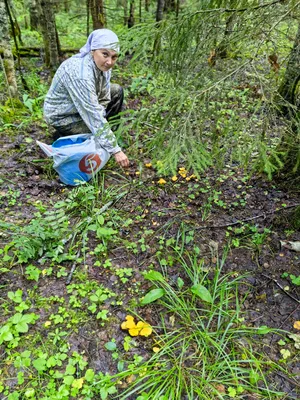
[37,134,110,186]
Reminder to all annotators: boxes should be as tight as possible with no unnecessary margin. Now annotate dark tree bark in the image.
[215,12,237,58]
[156,0,164,22]
[123,0,128,26]
[145,0,149,12]
[164,0,175,13]
[37,0,59,68]
[128,0,134,28]
[29,0,39,30]
[64,0,69,12]
[90,0,106,29]
[7,0,23,45]
[139,0,141,22]
[175,0,179,18]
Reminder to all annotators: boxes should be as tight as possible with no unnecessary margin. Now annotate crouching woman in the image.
[43,29,129,168]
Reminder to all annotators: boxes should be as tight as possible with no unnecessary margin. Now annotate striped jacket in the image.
[43,53,121,154]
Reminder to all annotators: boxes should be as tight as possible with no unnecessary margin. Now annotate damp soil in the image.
[0,115,300,399]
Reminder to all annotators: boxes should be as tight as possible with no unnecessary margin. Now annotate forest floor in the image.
[0,88,300,399]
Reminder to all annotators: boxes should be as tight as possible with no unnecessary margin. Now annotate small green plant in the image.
[199,190,226,220]
[0,188,21,206]
[129,73,155,95]
[226,223,271,252]
[123,335,135,352]
[0,312,39,348]
[22,93,45,116]
[115,267,133,284]
[48,328,68,345]
[25,264,41,282]
[281,272,300,286]
[7,290,30,312]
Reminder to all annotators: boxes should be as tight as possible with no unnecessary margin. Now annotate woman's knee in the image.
[110,83,123,101]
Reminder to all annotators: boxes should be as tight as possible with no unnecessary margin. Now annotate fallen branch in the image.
[0,47,80,58]
[274,371,300,389]
[262,274,300,304]
[190,0,285,16]
[195,203,300,230]
[66,249,81,285]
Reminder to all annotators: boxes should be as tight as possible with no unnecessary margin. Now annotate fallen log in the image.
[0,47,79,58]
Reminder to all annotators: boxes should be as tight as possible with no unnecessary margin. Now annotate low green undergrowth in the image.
[100,249,287,399]
[0,234,296,399]
[0,174,297,400]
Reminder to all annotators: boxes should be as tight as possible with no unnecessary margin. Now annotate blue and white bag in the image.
[37,134,110,186]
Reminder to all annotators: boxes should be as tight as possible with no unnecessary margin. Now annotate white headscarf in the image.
[75,29,120,58]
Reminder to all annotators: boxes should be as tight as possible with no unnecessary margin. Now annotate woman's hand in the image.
[114,151,129,168]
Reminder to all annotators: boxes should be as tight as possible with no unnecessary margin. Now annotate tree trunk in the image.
[278,23,300,108]
[86,0,90,36]
[64,0,69,12]
[0,0,18,97]
[90,0,106,29]
[164,0,175,13]
[7,0,23,45]
[123,0,128,26]
[145,0,149,12]
[37,0,59,68]
[156,0,164,22]
[175,0,179,18]
[29,0,39,30]
[128,0,134,28]
[24,15,28,29]
[139,0,141,22]
[215,12,237,59]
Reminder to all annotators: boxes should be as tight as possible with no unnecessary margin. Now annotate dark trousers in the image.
[53,84,124,141]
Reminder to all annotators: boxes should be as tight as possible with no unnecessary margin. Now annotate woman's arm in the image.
[66,77,121,154]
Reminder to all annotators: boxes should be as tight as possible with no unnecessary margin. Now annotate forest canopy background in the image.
[0,0,299,179]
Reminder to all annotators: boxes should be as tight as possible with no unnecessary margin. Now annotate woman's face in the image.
[92,49,118,71]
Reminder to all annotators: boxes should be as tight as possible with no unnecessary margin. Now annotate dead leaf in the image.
[268,54,280,72]
[208,49,216,66]
[280,240,300,252]
[288,333,300,349]
[214,384,226,393]
[255,293,267,302]
[169,315,175,327]
[208,240,219,252]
